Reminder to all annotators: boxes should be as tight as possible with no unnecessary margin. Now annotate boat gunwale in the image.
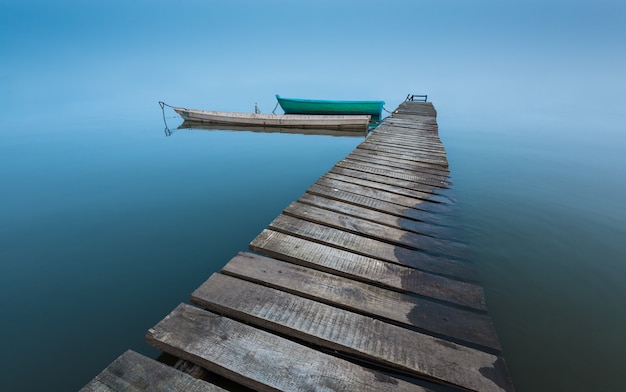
[174,108,371,121]
[276,94,385,106]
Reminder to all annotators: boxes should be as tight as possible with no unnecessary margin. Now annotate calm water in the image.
[2,1,625,391]
[2,104,625,392]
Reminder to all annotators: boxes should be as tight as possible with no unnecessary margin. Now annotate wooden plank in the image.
[324,172,454,210]
[249,230,484,307]
[80,350,226,392]
[364,138,447,155]
[147,303,431,392]
[329,166,452,197]
[373,126,440,137]
[220,252,498,349]
[339,157,452,187]
[297,192,455,239]
[336,158,451,187]
[394,101,437,113]
[268,214,478,281]
[368,129,445,144]
[364,137,448,155]
[318,174,453,214]
[337,157,452,185]
[367,131,442,143]
[307,181,454,226]
[282,201,468,260]
[191,274,514,392]
[380,120,439,131]
[357,144,448,167]
[372,125,442,137]
[331,159,450,197]
[347,150,451,176]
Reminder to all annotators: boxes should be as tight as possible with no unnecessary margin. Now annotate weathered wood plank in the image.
[380,120,439,130]
[315,176,454,216]
[367,129,445,145]
[393,101,437,114]
[343,153,451,178]
[80,350,226,392]
[357,145,448,167]
[370,127,443,139]
[147,303,431,392]
[323,173,454,210]
[370,128,441,139]
[191,274,514,392]
[268,214,478,281]
[282,201,468,259]
[297,193,455,239]
[364,138,448,156]
[370,127,441,138]
[307,181,454,226]
[329,166,452,198]
[338,157,452,187]
[347,150,451,176]
[249,230,484,307]
[364,140,447,156]
[220,252,498,350]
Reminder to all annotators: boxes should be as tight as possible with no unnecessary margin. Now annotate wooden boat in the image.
[178,121,368,137]
[275,95,385,118]
[173,107,370,131]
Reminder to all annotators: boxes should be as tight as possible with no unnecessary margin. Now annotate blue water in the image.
[0,117,366,390]
[2,1,626,391]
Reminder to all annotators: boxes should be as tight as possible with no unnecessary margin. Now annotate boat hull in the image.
[178,121,367,137]
[276,95,385,118]
[174,108,370,131]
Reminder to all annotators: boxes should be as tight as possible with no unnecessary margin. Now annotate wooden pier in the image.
[82,102,515,391]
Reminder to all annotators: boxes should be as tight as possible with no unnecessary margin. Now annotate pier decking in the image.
[82,102,515,391]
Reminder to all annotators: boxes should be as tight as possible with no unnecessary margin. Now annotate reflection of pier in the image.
[82,102,515,392]
[178,121,369,138]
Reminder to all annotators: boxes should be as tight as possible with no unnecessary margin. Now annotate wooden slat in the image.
[341,156,452,183]
[297,193,455,240]
[329,166,451,197]
[328,166,455,202]
[357,145,448,167]
[363,140,447,157]
[347,150,451,177]
[282,201,467,259]
[80,350,226,392]
[336,158,452,189]
[365,134,447,152]
[367,129,445,143]
[249,230,484,307]
[190,274,514,392]
[314,176,453,215]
[370,126,442,137]
[220,252,498,350]
[268,214,479,281]
[324,172,454,210]
[378,123,439,134]
[306,181,454,226]
[348,149,451,174]
[146,303,431,392]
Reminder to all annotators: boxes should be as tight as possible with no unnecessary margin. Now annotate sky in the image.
[2,0,624,132]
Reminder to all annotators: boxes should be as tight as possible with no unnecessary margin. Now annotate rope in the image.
[159,101,173,136]
[272,101,279,114]
[382,106,394,114]
[159,101,177,109]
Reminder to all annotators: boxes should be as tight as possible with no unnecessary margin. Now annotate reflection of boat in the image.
[275,94,385,119]
[173,107,370,131]
[178,121,368,137]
